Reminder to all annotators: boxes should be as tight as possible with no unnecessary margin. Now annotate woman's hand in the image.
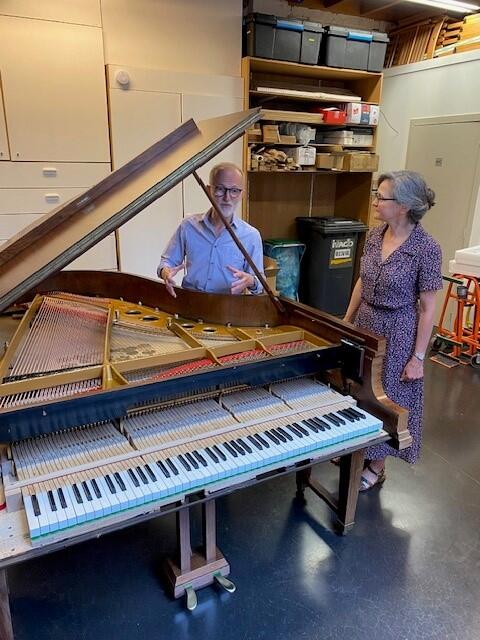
[400,357,424,381]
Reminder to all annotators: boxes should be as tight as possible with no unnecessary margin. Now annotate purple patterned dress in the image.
[354,223,443,463]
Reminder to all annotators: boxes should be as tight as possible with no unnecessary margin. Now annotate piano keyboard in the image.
[12,379,384,542]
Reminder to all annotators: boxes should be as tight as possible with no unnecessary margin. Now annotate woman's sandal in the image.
[359,464,386,492]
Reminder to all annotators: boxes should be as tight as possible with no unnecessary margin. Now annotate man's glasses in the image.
[213,185,243,199]
[372,191,396,202]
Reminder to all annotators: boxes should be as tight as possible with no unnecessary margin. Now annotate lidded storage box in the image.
[322,26,389,71]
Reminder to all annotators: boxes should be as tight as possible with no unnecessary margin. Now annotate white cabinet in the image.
[0,0,101,26]
[0,16,110,162]
[109,86,183,279]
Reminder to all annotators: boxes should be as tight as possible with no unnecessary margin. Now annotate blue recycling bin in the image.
[263,239,305,300]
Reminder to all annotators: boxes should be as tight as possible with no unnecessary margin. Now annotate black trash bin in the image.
[296,216,368,316]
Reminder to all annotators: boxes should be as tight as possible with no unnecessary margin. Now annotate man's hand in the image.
[159,264,184,298]
[227,265,255,295]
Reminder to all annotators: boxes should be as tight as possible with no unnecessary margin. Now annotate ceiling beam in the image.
[360,0,402,16]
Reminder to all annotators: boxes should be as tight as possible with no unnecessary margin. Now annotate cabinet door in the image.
[109,88,182,279]
[0,16,110,162]
[182,94,243,215]
[0,75,10,160]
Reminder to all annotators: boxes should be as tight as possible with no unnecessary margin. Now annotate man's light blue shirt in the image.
[158,210,264,295]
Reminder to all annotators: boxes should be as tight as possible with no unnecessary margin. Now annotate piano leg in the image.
[0,569,14,640]
[295,449,365,535]
[163,500,232,608]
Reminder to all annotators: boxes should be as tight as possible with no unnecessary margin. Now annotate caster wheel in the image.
[471,353,480,369]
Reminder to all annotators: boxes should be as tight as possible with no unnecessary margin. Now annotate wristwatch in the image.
[249,275,259,291]
[414,352,425,362]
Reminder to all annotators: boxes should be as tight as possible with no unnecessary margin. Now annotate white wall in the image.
[377,50,480,246]
[101,0,243,76]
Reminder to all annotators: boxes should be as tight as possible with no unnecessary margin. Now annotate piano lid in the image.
[0,107,261,314]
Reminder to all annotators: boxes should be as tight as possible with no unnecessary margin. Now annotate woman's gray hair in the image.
[378,171,435,223]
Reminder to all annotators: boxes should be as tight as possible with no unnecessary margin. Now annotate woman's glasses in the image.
[372,190,396,202]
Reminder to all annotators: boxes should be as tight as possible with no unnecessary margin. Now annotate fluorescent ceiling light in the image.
[405,0,480,12]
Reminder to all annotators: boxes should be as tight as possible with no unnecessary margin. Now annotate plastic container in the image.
[263,239,306,300]
[322,26,389,71]
[295,216,368,315]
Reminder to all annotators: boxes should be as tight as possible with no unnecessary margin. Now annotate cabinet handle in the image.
[42,167,58,177]
[45,193,60,203]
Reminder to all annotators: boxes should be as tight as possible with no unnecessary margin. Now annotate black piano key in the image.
[91,478,102,498]
[231,440,246,455]
[286,424,303,438]
[294,422,310,436]
[128,468,141,487]
[213,445,227,461]
[324,414,341,426]
[81,481,93,501]
[311,416,330,430]
[166,458,180,475]
[223,442,238,458]
[136,466,149,484]
[47,490,57,512]
[272,428,287,443]
[32,494,41,516]
[265,430,280,445]
[332,412,346,425]
[277,427,293,441]
[105,475,116,494]
[178,454,191,471]
[185,452,199,469]
[255,434,270,448]
[57,488,67,509]
[248,434,263,450]
[349,407,365,419]
[205,447,219,463]
[157,460,171,478]
[302,418,319,433]
[145,464,157,482]
[237,438,252,453]
[193,450,208,467]
[73,483,84,502]
[338,409,355,422]
[114,472,127,491]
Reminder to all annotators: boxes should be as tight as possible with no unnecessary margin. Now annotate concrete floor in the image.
[7,359,480,640]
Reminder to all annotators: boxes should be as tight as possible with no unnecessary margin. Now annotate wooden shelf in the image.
[248,143,375,150]
[251,90,361,104]
[246,57,383,81]
[258,109,377,127]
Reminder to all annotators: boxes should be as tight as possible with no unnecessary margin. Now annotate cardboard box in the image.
[315,153,335,169]
[369,105,379,125]
[287,146,316,165]
[262,124,280,143]
[279,135,297,144]
[343,153,379,172]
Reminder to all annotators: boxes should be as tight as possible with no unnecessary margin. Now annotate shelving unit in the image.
[242,56,382,239]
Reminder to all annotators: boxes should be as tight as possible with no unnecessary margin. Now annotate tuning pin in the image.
[197,319,204,324]
[185,585,197,611]
[264,323,269,329]
[138,301,143,306]
[174,313,179,319]
[214,574,236,593]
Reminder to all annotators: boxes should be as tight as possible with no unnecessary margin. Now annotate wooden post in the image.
[337,449,365,534]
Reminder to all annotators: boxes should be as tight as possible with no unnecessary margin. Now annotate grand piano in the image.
[0,108,409,633]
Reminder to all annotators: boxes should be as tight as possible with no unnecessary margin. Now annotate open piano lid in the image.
[0,107,261,313]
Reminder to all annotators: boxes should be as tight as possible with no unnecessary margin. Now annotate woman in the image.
[343,171,442,490]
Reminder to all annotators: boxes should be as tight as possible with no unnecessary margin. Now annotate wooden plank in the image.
[0,569,14,640]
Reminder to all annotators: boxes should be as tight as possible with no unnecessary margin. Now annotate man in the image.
[158,162,264,298]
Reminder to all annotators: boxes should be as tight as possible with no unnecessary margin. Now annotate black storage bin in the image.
[322,26,389,71]
[296,216,368,316]
[244,13,276,59]
[368,31,389,71]
[273,18,303,62]
[300,21,324,64]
